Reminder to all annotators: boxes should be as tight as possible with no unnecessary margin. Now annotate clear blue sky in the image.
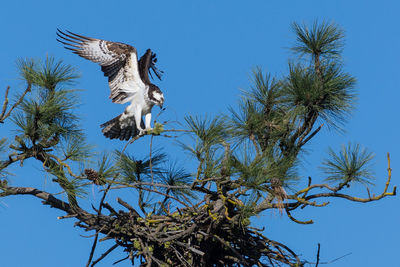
[1,1,399,266]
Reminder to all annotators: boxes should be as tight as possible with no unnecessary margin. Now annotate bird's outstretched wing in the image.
[56,29,144,104]
[138,49,164,84]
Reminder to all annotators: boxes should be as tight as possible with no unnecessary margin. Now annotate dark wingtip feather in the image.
[57,29,87,42]
[65,30,95,41]
[57,32,83,45]
[56,38,81,49]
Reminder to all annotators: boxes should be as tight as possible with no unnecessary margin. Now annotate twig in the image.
[117,197,140,217]
[315,243,320,267]
[85,177,115,267]
[285,208,313,224]
[144,187,190,208]
[163,129,190,133]
[170,245,191,267]
[249,133,260,155]
[159,134,179,138]
[108,181,190,190]
[91,244,119,267]
[191,158,204,189]
[0,83,31,123]
[80,233,99,238]
[319,252,352,264]
[85,223,101,264]
[0,86,11,121]
[122,135,142,154]
[57,214,78,220]
[102,202,118,216]
[112,256,129,265]
[299,124,323,147]
[149,133,155,185]
[159,223,196,242]
[107,181,190,208]
[267,238,302,265]
[174,241,205,256]
[304,252,352,265]
[213,234,249,265]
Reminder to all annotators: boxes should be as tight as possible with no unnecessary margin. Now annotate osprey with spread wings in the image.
[56,30,164,140]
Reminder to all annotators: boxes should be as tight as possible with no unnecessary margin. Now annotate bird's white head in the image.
[148,84,164,108]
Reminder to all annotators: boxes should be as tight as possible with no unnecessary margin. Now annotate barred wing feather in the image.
[56,29,145,104]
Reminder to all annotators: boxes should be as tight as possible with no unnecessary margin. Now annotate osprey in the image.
[56,30,164,140]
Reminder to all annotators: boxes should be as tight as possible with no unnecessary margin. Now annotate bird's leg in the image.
[134,106,145,136]
[144,112,153,133]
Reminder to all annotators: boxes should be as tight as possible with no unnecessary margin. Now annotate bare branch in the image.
[86,176,117,267]
[315,243,321,267]
[0,83,31,123]
[0,86,11,121]
[91,244,119,267]
[285,208,313,224]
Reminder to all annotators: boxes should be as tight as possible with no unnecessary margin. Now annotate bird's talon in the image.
[138,128,153,136]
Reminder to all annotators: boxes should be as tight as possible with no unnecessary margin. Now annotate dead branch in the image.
[255,153,396,221]
[0,83,31,123]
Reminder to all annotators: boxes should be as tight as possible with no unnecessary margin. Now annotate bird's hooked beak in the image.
[159,98,165,109]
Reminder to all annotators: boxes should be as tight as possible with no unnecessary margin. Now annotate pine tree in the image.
[0,21,396,267]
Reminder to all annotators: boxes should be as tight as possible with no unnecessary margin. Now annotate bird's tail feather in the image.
[100,114,139,141]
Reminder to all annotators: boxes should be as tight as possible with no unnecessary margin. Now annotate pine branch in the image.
[255,153,395,217]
